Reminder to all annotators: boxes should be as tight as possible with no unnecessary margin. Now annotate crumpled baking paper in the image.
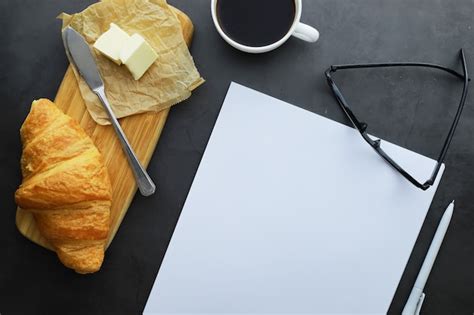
[59,0,204,125]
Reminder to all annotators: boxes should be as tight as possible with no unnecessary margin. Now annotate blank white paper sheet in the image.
[144,82,444,315]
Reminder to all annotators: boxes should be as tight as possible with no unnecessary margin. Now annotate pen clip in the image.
[415,292,425,315]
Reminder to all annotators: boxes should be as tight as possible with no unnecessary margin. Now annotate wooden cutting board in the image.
[15,6,194,250]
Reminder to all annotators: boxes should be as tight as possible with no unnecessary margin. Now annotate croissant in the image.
[15,99,112,274]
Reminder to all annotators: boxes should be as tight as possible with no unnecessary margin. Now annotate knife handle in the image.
[94,87,156,197]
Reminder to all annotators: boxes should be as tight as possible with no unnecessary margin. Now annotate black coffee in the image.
[217,0,296,47]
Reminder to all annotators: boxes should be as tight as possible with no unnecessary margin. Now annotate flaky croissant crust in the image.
[15,99,112,274]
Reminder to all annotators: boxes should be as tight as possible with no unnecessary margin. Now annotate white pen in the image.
[402,200,454,315]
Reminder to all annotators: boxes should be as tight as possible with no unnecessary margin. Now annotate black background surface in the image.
[1,1,473,314]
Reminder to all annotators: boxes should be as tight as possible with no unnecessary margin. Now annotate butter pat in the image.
[93,23,130,65]
[120,34,158,80]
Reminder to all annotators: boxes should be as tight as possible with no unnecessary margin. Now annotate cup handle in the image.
[292,22,319,43]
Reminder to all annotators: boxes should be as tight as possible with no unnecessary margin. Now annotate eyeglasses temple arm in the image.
[329,62,469,81]
[427,49,469,186]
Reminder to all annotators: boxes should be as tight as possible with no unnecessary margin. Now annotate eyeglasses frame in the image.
[324,49,469,190]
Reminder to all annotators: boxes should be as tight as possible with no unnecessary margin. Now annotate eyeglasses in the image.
[325,49,469,190]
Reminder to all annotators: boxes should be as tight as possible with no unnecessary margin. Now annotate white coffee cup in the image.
[211,0,319,54]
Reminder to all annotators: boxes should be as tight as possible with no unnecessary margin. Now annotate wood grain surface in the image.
[15,6,194,250]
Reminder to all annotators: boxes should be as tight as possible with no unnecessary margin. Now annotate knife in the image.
[62,26,155,196]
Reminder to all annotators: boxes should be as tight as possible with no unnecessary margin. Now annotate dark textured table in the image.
[1,1,473,314]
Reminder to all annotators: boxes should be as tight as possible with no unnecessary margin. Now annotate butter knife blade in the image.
[62,27,104,91]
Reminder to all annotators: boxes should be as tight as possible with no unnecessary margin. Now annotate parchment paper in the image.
[59,0,204,125]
